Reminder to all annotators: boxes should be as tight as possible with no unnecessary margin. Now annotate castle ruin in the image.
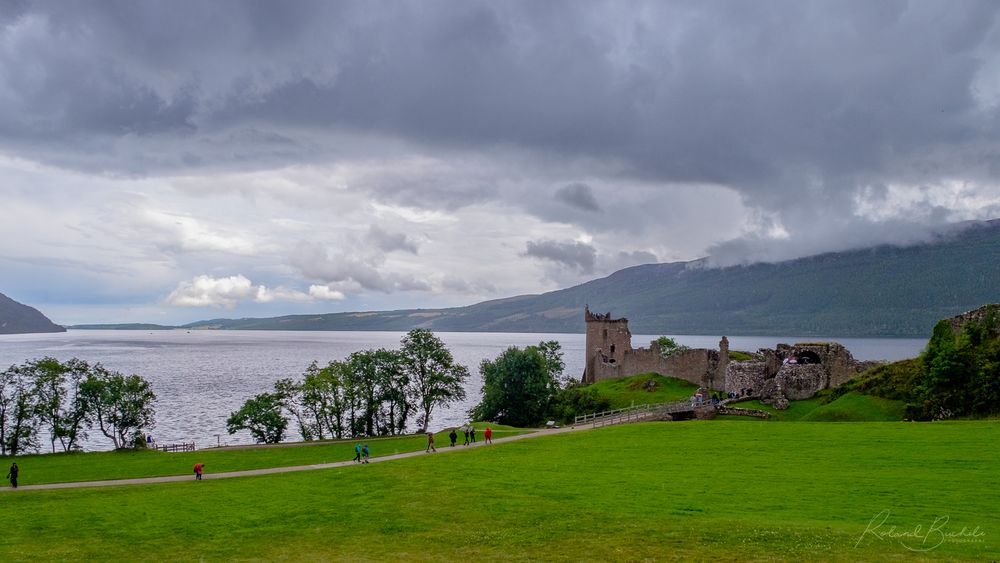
[581,307,879,407]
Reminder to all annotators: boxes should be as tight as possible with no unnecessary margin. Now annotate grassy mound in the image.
[1,422,996,561]
[585,373,699,408]
[729,392,905,422]
[799,392,906,421]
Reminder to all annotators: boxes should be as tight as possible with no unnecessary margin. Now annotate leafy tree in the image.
[273,377,313,441]
[27,357,92,453]
[226,392,288,444]
[550,382,611,423]
[655,336,689,358]
[346,348,408,437]
[400,329,470,431]
[81,365,157,449]
[472,341,563,427]
[0,364,39,456]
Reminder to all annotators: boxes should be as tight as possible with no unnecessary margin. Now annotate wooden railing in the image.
[157,442,195,453]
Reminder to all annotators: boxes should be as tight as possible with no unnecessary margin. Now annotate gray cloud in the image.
[555,183,601,212]
[524,240,597,273]
[2,1,1000,322]
[366,225,419,254]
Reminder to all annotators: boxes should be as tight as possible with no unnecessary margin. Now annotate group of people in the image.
[353,442,370,463]
[446,423,495,448]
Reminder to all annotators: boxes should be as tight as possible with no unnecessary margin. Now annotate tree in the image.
[81,365,157,449]
[273,377,313,441]
[400,329,470,431]
[655,336,689,358]
[472,341,563,427]
[226,392,288,444]
[27,357,92,453]
[302,360,350,439]
[346,348,408,437]
[0,364,39,456]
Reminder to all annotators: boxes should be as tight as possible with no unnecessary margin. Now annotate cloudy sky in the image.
[2,0,1000,325]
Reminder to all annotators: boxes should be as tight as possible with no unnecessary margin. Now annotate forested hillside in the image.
[177,220,1000,337]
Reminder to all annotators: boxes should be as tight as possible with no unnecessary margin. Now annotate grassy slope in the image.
[729,392,906,422]
[585,373,699,409]
[0,423,527,486]
[1,421,997,561]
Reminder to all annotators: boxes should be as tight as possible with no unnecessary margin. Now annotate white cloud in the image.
[166,274,334,308]
[308,285,346,301]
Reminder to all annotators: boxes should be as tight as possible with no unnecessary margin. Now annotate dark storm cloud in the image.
[555,183,601,212]
[2,0,1000,262]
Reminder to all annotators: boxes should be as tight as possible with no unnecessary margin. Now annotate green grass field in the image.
[1,423,527,486]
[2,421,997,561]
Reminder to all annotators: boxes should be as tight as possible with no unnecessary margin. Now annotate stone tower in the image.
[582,306,633,384]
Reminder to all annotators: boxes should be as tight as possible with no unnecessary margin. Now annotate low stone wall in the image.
[717,406,771,419]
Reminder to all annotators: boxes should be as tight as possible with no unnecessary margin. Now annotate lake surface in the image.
[0,330,926,451]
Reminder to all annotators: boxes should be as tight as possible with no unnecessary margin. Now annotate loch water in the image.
[0,330,926,451]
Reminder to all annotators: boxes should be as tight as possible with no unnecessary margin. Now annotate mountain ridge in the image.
[71,220,1000,337]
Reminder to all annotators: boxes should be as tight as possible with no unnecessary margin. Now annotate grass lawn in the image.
[2,421,997,561]
[0,423,528,486]
[730,393,906,422]
[587,373,699,408]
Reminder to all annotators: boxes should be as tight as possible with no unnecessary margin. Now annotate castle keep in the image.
[582,307,728,389]
[581,307,878,406]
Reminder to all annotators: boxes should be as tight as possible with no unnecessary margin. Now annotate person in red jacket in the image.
[193,462,204,480]
[484,426,493,445]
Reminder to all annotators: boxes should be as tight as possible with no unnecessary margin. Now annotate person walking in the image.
[426,431,436,453]
[484,426,493,445]
[470,425,477,443]
[449,428,457,447]
[354,443,362,463]
[193,462,204,481]
[462,425,470,446]
[362,443,370,464]
[6,462,18,488]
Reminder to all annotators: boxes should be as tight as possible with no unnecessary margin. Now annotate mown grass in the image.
[730,392,906,422]
[1,421,997,561]
[585,373,698,408]
[0,423,528,486]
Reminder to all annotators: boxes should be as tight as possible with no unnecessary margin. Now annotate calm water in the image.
[0,330,926,451]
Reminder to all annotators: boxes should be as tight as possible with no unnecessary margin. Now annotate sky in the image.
[2,0,1000,325]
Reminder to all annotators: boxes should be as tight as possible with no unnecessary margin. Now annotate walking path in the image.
[5,423,597,492]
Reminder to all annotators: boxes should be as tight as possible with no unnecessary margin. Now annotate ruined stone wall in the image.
[588,345,718,388]
[777,364,828,401]
[946,304,1000,337]
[725,361,768,396]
